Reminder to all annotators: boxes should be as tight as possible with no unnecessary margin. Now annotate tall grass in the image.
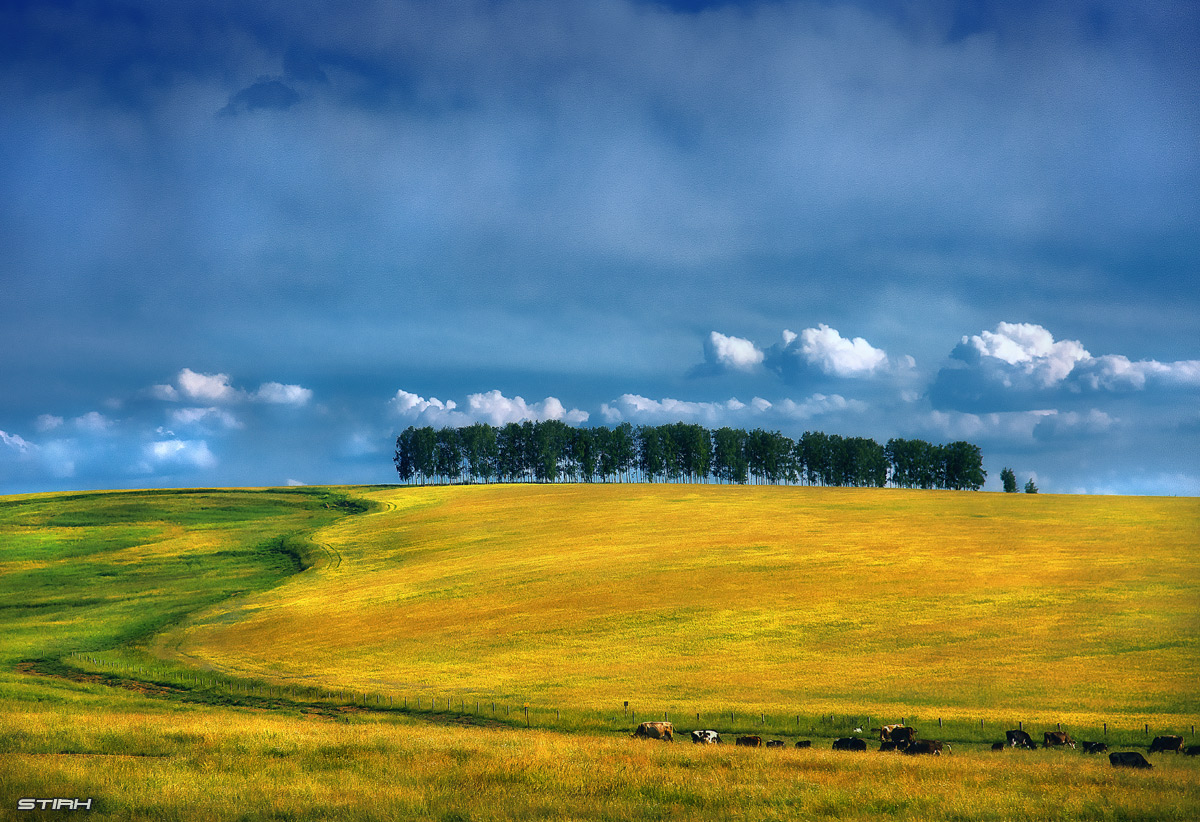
[3,697,1198,821]
[169,484,1200,726]
[2,484,1197,820]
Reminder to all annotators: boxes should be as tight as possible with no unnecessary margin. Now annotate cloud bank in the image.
[390,389,588,427]
[933,322,1200,411]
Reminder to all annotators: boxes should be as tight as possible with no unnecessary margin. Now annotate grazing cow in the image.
[1044,731,1076,749]
[1110,751,1152,769]
[888,726,917,746]
[794,740,812,749]
[1149,735,1184,754]
[766,740,786,748]
[1082,741,1108,754]
[690,730,721,745]
[632,722,674,742]
[991,742,1006,751]
[1006,729,1036,749]
[736,735,763,747]
[832,737,867,752]
[1183,745,1200,756]
[904,740,947,756]
[880,724,905,741]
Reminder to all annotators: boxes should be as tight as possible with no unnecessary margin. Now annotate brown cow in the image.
[879,724,905,741]
[735,735,763,747]
[1043,731,1076,749]
[632,722,674,741]
[888,726,917,746]
[1149,735,1184,754]
[1110,751,1152,769]
[904,740,947,755]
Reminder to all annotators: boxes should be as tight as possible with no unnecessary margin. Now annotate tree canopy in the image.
[395,422,987,490]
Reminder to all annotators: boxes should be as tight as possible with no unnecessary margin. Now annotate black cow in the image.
[1006,729,1036,749]
[832,737,867,751]
[794,740,812,749]
[888,726,917,746]
[903,740,947,756]
[766,740,786,748]
[879,740,900,752]
[1081,741,1108,754]
[1110,751,1153,769]
[991,742,1006,751]
[1149,735,1184,754]
[1184,745,1200,756]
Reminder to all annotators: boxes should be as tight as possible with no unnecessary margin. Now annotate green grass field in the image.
[1,484,1197,820]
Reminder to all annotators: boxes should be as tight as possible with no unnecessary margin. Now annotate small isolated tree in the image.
[1024,477,1039,494]
[1001,467,1017,493]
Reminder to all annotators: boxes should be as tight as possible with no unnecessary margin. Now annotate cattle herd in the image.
[631,721,1198,769]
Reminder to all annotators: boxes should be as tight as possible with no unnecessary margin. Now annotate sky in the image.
[1,0,1197,496]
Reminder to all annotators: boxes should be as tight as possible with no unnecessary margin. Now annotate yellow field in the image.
[159,484,1200,727]
[5,693,1199,822]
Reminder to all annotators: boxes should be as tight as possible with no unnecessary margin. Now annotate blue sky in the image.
[1,0,1197,495]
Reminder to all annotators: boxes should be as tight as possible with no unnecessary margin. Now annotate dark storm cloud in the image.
[1,0,1198,495]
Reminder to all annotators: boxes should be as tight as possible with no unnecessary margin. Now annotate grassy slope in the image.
[2,484,1198,821]
[168,484,1200,725]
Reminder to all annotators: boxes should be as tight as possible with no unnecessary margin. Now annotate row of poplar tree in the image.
[394,420,987,490]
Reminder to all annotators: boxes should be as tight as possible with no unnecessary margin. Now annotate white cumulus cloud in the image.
[73,411,113,433]
[708,331,765,372]
[1,430,33,454]
[466,390,589,426]
[177,368,239,403]
[389,389,462,425]
[253,382,314,405]
[959,322,1090,388]
[390,388,588,427]
[150,369,314,406]
[35,414,64,432]
[765,324,891,380]
[169,407,243,430]
[599,394,766,426]
[798,324,889,377]
[776,393,867,419]
[937,322,1200,412]
[141,439,216,471]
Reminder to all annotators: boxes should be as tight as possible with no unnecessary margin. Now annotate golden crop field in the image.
[3,484,1198,820]
[161,484,1200,728]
